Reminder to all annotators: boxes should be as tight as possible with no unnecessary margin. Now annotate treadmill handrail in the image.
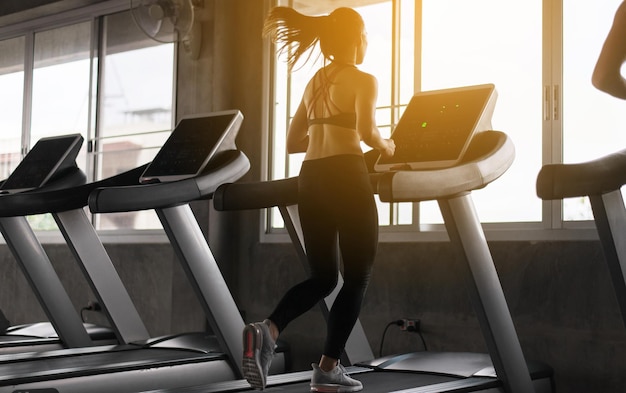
[213,176,299,211]
[89,150,250,213]
[376,130,515,202]
[0,165,147,217]
[213,131,514,208]
[537,148,626,200]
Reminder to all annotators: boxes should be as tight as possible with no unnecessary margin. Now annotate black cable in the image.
[380,319,429,357]
[405,322,428,351]
[80,301,101,322]
[417,330,428,351]
[379,319,403,357]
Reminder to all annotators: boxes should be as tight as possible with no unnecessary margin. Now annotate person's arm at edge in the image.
[286,101,310,154]
[592,1,626,99]
[355,73,395,157]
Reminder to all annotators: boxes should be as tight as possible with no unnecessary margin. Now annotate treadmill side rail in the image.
[0,216,93,348]
[439,195,535,393]
[54,209,150,344]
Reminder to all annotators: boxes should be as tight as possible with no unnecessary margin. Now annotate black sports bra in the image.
[306,64,357,130]
[307,112,357,129]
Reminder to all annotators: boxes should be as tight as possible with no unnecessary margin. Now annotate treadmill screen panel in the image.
[374,84,496,171]
[139,110,243,183]
[0,134,83,193]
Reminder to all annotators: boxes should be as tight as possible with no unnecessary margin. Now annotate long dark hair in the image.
[263,7,365,70]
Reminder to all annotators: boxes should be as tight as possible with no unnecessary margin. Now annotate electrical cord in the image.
[402,321,428,351]
[379,319,403,357]
[415,328,428,352]
[379,319,428,357]
[80,301,102,322]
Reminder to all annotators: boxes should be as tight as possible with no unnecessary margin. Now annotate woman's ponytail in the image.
[263,7,325,70]
[263,7,364,69]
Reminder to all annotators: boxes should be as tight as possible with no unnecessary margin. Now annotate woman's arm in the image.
[286,101,310,154]
[354,73,395,157]
[592,1,626,99]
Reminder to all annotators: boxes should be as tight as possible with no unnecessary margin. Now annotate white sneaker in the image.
[242,320,276,390]
[310,362,363,392]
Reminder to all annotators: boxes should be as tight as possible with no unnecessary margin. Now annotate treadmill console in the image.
[0,134,83,194]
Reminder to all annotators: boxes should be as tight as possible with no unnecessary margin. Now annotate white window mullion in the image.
[21,31,34,157]
[541,0,564,229]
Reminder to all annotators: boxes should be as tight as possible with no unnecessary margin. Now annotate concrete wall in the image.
[1,238,624,392]
[0,1,624,393]
[238,240,626,393]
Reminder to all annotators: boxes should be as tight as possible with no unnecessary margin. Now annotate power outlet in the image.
[400,318,420,332]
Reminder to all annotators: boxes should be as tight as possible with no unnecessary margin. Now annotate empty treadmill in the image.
[0,134,115,354]
[0,111,260,393]
[139,131,554,393]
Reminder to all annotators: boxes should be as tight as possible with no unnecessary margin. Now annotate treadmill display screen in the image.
[374,84,496,171]
[139,110,243,183]
[0,134,82,193]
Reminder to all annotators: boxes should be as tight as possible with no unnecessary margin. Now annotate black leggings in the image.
[268,155,378,360]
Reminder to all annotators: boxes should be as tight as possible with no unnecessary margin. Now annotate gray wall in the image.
[0,1,624,393]
[1,239,624,392]
[242,240,626,393]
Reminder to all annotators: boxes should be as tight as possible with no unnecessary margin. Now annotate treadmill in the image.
[0,111,261,393]
[0,134,116,354]
[537,149,626,328]
[140,131,554,393]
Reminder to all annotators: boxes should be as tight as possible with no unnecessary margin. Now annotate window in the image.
[421,0,542,224]
[269,0,415,229]
[0,5,175,233]
[0,36,25,181]
[27,23,93,230]
[562,0,626,221]
[95,11,174,230]
[266,0,626,239]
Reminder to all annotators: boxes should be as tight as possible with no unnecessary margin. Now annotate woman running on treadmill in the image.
[242,6,395,392]
[592,0,626,99]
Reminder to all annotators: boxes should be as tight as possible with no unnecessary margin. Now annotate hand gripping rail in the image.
[376,130,515,202]
[537,149,626,330]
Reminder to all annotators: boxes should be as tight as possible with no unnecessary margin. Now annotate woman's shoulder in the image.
[348,66,375,79]
[336,66,375,86]
[349,69,377,93]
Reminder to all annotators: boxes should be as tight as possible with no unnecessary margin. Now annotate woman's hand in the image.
[379,138,395,158]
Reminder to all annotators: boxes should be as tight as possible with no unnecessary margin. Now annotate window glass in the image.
[0,36,25,180]
[97,11,175,230]
[562,0,626,220]
[271,0,411,229]
[28,23,92,230]
[421,0,543,223]
[32,22,91,171]
[0,9,176,235]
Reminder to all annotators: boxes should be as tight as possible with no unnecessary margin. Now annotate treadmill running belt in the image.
[265,371,497,393]
[139,369,499,393]
[0,348,226,385]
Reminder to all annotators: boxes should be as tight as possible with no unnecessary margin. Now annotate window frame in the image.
[0,0,175,244]
[261,0,605,243]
